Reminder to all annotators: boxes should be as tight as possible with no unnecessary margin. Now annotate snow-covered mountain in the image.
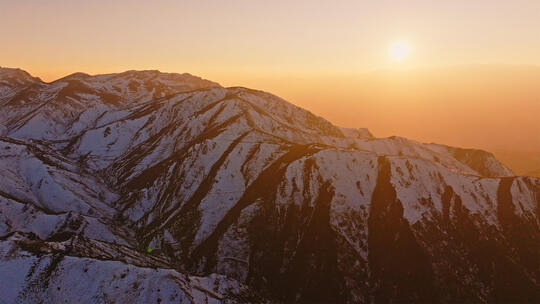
[0,67,538,303]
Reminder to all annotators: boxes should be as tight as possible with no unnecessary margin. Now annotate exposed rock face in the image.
[0,68,538,303]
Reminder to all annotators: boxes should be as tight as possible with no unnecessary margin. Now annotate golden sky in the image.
[2,0,540,151]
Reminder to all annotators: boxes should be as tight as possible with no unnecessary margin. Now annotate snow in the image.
[193,140,255,245]
[0,238,247,304]
[510,177,539,216]
[389,156,501,225]
[0,196,64,238]
[0,243,37,304]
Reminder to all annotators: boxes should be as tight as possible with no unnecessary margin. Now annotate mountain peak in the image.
[0,67,42,84]
[56,69,221,88]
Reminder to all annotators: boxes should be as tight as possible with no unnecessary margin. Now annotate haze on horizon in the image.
[2,0,539,153]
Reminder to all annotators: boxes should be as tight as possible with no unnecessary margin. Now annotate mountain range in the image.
[0,67,538,303]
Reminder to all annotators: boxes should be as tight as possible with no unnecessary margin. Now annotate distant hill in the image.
[494,150,540,178]
[525,168,540,178]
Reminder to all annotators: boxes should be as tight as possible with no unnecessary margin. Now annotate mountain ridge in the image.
[0,68,538,303]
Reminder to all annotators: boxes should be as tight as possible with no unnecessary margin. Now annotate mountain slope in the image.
[0,68,537,303]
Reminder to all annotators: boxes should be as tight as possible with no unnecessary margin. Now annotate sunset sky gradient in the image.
[2,0,539,151]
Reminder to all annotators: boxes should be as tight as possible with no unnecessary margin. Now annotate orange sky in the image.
[252,65,540,152]
[2,1,540,151]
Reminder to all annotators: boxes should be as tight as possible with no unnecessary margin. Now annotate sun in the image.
[389,41,410,60]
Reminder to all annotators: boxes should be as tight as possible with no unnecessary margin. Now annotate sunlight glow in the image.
[389,41,410,60]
